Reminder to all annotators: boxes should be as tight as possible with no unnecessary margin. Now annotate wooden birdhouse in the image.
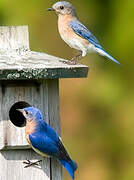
[0,26,88,180]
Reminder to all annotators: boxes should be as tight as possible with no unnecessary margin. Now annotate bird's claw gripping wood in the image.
[62,60,78,65]
[23,159,42,168]
[59,59,79,65]
[70,51,83,62]
[60,51,82,65]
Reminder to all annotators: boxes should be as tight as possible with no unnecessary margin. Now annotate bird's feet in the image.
[23,159,42,168]
[62,51,83,65]
[63,60,78,65]
[60,51,83,65]
[69,51,83,64]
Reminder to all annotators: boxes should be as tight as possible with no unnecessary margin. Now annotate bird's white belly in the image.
[32,145,49,157]
[61,34,87,52]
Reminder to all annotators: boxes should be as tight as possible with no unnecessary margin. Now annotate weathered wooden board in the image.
[0,149,50,180]
[0,26,88,80]
[0,26,29,51]
[47,80,62,180]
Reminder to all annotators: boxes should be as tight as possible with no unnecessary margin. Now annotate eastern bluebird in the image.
[18,107,77,179]
[47,1,120,65]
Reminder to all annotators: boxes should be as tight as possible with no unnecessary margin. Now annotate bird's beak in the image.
[47,7,55,11]
[16,109,24,114]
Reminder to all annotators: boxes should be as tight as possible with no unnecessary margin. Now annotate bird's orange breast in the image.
[58,14,89,50]
[25,120,36,144]
[58,14,76,38]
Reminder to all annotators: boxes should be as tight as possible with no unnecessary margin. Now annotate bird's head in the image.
[17,107,43,123]
[47,1,76,16]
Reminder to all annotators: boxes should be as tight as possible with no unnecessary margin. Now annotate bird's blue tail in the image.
[95,47,120,65]
[59,159,77,179]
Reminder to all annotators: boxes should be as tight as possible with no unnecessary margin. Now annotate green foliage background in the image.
[0,0,134,179]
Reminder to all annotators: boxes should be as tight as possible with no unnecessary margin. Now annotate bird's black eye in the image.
[25,110,28,115]
[60,6,64,10]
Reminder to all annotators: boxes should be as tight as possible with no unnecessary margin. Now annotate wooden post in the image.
[0,26,88,180]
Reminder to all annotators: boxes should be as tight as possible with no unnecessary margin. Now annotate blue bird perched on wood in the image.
[47,1,120,65]
[18,107,77,179]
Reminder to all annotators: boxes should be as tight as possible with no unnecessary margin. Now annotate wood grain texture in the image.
[48,80,62,180]
[0,26,29,52]
[0,149,50,180]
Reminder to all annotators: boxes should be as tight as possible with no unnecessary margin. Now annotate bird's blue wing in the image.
[69,20,102,49]
[29,119,73,161]
[29,129,71,161]
[36,119,60,142]
[45,122,60,142]
[29,133,59,157]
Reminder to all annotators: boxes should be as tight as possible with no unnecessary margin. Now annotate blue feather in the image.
[95,48,120,65]
[59,159,77,179]
[29,133,59,156]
